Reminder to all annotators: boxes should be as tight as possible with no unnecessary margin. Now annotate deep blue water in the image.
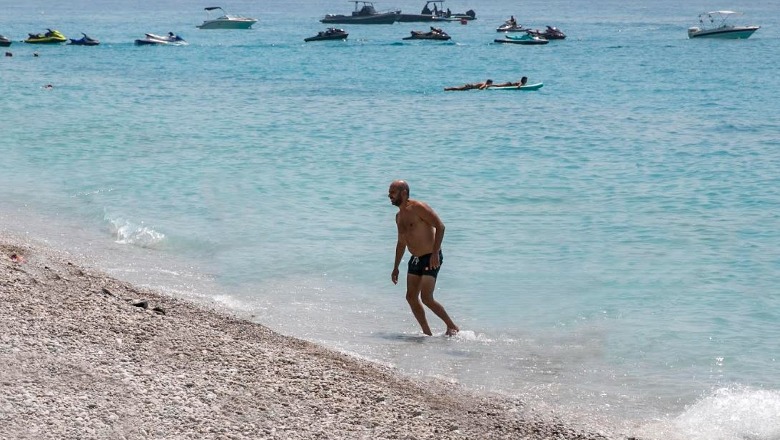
[2,0,780,438]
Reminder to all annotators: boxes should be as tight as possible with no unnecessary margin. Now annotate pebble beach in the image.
[0,233,622,440]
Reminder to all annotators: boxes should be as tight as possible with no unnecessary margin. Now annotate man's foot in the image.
[445,327,459,336]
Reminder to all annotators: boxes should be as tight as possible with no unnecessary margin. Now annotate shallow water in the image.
[2,0,780,437]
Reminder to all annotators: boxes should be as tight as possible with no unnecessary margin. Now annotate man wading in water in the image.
[389,180,459,336]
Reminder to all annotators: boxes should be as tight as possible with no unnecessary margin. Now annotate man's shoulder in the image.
[407,199,429,210]
[408,200,438,219]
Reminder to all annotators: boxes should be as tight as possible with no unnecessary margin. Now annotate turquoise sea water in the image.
[2,0,780,437]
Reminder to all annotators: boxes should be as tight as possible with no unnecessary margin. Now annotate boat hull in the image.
[398,13,475,22]
[432,16,474,22]
[496,25,526,33]
[25,36,67,44]
[69,39,99,46]
[494,38,548,45]
[688,26,759,39]
[304,33,349,42]
[135,40,186,46]
[403,34,450,40]
[397,14,438,22]
[321,12,398,24]
[197,19,257,29]
[24,39,67,44]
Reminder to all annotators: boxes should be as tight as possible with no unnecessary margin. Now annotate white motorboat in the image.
[197,6,257,29]
[688,11,759,39]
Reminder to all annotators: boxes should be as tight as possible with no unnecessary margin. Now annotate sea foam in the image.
[638,387,780,440]
[105,215,166,248]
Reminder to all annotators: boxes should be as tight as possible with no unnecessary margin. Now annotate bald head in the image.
[389,180,410,206]
[390,180,409,195]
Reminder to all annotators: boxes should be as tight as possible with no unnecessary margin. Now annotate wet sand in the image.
[0,233,623,439]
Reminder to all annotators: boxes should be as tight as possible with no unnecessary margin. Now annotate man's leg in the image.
[406,274,432,335]
[419,276,459,335]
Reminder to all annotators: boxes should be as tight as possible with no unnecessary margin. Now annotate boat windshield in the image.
[698,11,741,26]
[421,1,444,14]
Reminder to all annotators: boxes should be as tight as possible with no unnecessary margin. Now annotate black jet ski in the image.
[403,26,451,40]
[68,33,100,46]
[526,26,566,40]
[304,28,349,42]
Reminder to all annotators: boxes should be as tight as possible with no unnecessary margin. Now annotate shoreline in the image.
[0,233,623,439]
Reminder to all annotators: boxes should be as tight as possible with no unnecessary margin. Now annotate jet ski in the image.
[494,33,549,45]
[24,29,67,44]
[496,23,526,32]
[305,28,349,42]
[135,32,188,46]
[403,26,451,40]
[496,17,526,32]
[0,35,11,47]
[526,26,566,40]
[68,33,100,46]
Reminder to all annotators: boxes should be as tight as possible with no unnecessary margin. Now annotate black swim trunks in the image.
[407,251,443,278]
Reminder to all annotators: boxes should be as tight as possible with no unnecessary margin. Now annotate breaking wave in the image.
[104,214,166,248]
[638,387,780,440]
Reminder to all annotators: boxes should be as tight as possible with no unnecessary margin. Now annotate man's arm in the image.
[392,216,406,285]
